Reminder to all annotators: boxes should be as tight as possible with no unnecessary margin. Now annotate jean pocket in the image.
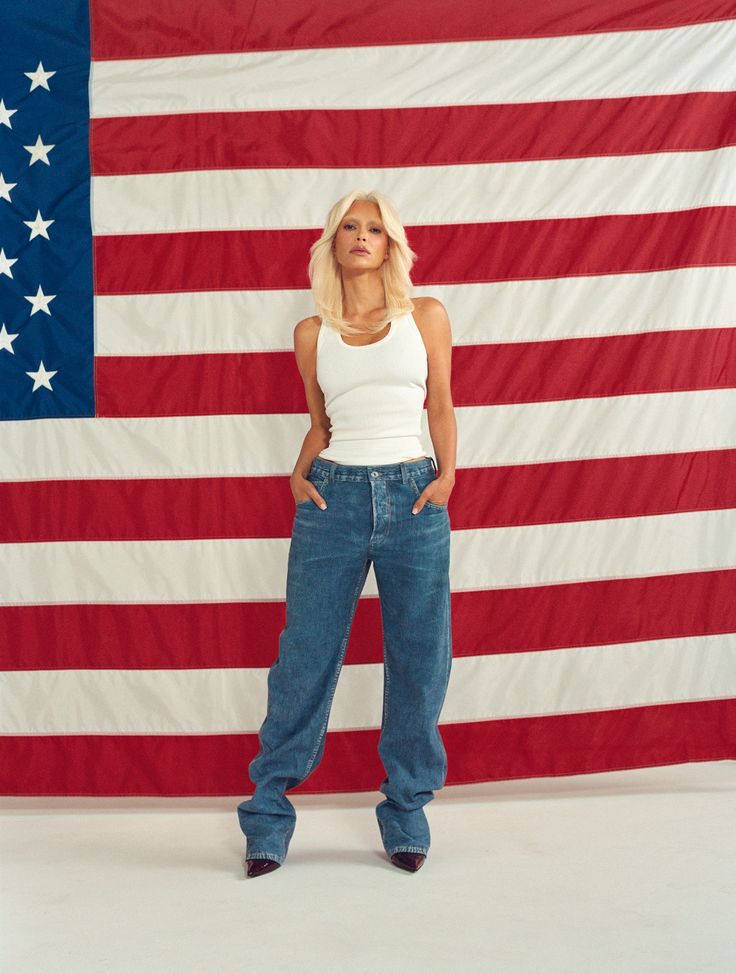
[296,471,329,506]
[410,473,447,509]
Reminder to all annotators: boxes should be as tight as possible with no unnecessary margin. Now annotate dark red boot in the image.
[390,851,426,872]
[246,858,281,877]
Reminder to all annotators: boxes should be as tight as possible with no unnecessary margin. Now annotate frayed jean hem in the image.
[389,845,428,856]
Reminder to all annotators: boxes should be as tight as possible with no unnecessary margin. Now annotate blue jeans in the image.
[236,455,452,864]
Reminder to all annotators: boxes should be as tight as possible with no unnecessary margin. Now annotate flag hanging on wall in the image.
[1,0,736,795]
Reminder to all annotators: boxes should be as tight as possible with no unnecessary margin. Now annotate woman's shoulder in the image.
[295,314,322,330]
[410,296,445,329]
[411,296,445,315]
[293,315,323,341]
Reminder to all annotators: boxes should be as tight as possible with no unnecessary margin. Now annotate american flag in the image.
[1,0,735,795]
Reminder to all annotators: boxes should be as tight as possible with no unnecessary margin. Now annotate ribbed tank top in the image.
[316,311,428,465]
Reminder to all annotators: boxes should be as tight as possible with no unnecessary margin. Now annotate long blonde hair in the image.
[308,189,419,338]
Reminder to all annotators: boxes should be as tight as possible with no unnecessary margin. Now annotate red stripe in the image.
[2,698,734,795]
[3,451,736,545]
[93,208,736,295]
[460,328,736,405]
[1,568,734,670]
[90,92,736,175]
[90,0,734,60]
[94,328,736,417]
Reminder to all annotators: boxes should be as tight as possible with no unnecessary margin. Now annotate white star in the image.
[24,134,55,166]
[0,248,18,278]
[0,172,17,203]
[25,61,56,92]
[23,209,55,241]
[0,99,18,128]
[26,360,57,391]
[0,323,20,354]
[24,284,56,315]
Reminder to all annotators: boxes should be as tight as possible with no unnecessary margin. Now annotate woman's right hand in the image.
[291,474,327,509]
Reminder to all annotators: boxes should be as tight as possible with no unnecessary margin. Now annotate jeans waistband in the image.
[311,455,437,483]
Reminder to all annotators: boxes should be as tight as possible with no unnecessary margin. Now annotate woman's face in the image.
[332,202,390,273]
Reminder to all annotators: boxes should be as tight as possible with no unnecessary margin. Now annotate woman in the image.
[237,189,457,877]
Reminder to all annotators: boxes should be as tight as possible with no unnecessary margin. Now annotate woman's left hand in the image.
[412,479,453,514]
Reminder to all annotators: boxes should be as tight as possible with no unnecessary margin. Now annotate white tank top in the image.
[316,311,428,464]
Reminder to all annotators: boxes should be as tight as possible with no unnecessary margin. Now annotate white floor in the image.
[1,761,734,974]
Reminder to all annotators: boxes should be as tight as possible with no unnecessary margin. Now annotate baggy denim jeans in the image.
[236,455,452,864]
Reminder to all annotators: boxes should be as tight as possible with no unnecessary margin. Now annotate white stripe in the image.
[89,20,735,118]
[90,146,736,234]
[2,508,736,605]
[95,268,736,356]
[1,388,734,481]
[1,632,734,734]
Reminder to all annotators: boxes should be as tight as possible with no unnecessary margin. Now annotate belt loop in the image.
[328,462,335,483]
[429,456,437,474]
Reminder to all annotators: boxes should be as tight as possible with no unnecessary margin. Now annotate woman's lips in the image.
[351,248,369,254]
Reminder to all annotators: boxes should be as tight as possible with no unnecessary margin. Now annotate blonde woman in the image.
[237,189,456,877]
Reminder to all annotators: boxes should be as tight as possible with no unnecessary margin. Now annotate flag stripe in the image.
[2,569,735,671]
[92,269,736,357]
[3,631,736,735]
[93,209,736,295]
[2,390,734,481]
[90,0,735,61]
[2,451,736,545]
[3,508,736,605]
[2,698,735,795]
[90,150,736,237]
[88,19,736,118]
[92,328,736,418]
[90,91,736,177]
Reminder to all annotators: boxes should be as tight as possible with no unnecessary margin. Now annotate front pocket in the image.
[410,474,447,509]
[296,474,329,506]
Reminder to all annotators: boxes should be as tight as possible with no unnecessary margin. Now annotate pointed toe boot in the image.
[390,851,426,872]
[246,857,281,878]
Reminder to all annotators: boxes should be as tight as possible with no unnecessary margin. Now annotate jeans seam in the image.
[302,559,370,778]
[381,640,391,732]
[441,583,451,780]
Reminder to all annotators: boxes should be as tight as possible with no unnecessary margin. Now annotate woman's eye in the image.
[343,223,382,232]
